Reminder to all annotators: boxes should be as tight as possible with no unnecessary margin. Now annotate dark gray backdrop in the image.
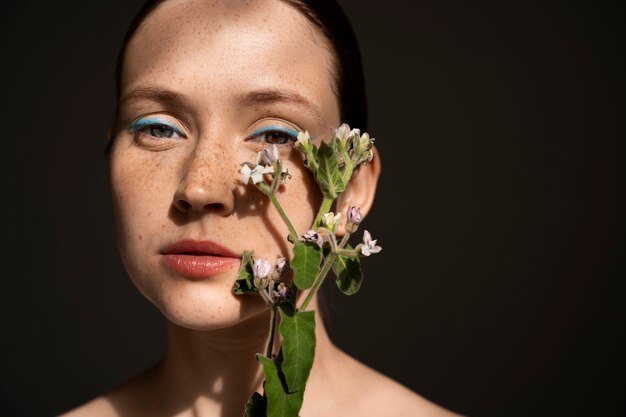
[2,1,624,416]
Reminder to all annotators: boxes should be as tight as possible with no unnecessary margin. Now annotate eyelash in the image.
[247,126,299,145]
[128,119,299,146]
[128,118,186,140]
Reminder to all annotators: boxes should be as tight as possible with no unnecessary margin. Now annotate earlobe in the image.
[336,146,382,236]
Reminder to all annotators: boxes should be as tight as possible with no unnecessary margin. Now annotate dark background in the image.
[2,0,624,416]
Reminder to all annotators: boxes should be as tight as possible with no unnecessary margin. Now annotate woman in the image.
[63,0,460,415]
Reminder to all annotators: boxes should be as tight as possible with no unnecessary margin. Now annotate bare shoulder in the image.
[331,349,464,417]
[59,366,158,417]
[60,395,118,417]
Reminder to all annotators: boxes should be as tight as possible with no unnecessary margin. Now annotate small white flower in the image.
[360,230,381,256]
[296,131,312,149]
[322,212,342,232]
[349,128,361,139]
[335,123,351,144]
[240,163,274,185]
[253,259,273,280]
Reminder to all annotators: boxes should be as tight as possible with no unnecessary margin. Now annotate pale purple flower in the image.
[345,206,362,233]
[272,282,290,301]
[360,230,381,256]
[347,206,362,225]
[257,144,280,165]
[303,229,324,248]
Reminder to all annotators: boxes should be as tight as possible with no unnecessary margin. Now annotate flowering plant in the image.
[235,124,381,417]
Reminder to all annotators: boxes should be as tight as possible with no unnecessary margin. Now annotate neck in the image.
[154,298,337,417]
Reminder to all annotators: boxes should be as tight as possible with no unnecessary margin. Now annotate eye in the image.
[247,125,299,145]
[128,117,186,140]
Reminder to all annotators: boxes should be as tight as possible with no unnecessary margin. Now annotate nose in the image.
[173,147,235,216]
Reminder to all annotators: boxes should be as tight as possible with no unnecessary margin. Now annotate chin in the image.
[145,281,269,331]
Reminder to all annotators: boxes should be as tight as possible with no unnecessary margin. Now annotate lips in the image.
[161,239,241,279]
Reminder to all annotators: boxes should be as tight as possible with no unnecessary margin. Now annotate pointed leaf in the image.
[244,392,267,417]
[315,141,346,198]
[258,355,304,417]
[234,251,256,294]
[291,241,321,290]
[332,253,362,295]
[279,306,316,392]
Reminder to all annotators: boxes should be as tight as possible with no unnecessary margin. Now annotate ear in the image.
[336,146,382,236]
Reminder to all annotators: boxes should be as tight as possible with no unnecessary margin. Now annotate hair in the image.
[113,0,367,131]
[112,0,368,326]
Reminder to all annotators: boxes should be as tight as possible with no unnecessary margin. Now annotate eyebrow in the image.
[120,87,188,108]
[236,89,325,124]
[121,87,324,120]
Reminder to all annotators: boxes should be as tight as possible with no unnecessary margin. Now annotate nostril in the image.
[175,199,192,212]
[173,182,234,215]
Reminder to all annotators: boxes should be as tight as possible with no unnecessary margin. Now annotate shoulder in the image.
[59,365,158,417]
[59,396,118,417]
[325,349,464,417]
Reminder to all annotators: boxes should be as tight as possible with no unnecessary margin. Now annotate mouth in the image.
[161,239,241,279]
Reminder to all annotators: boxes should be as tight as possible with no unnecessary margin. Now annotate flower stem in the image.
[298,251,337,311]
[266,305,277,357]
[342,162,354,186]
[269,193,299,242]
[313,197,334,228]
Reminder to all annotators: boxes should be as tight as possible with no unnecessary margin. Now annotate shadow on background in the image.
[2,0,624,416]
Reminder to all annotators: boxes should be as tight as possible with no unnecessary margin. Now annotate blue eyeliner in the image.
[250,125,300,139]
[128,117,184,136]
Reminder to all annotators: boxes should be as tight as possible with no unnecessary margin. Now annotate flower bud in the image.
[275,257,287,274]
[346,206,362,233]
[296,130,312,151]
[335,123,351,146]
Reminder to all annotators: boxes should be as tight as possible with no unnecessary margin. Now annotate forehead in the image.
[122,0,339,122]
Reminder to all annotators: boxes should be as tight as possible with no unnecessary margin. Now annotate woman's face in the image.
[110,0,340,330]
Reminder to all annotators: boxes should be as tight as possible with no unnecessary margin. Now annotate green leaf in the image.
[258,355,304,417]
[291,241,321,290]
[244,392,267,417]
[332,252,363,295]
[234,250,256,295]
[279,306,316,392]
[315,141,346,198]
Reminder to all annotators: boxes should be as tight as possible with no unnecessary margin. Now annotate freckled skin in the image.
[110,0,338,331]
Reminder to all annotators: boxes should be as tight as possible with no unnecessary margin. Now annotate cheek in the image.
[280,158,323,233]
[109,149,174,262]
